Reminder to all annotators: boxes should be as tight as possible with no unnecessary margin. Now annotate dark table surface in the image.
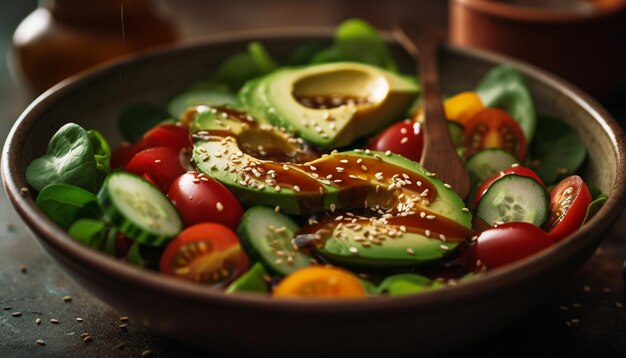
[1,1,625,357]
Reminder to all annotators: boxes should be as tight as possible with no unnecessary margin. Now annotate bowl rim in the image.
[451,0,626,23]
[3,26,626,313]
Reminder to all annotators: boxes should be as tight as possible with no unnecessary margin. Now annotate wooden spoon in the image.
[392,26,470,199]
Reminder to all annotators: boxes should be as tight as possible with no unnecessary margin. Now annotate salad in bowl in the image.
[23,19,603,299]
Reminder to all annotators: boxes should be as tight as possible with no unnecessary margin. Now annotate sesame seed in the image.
[462,207,470,212]
[426,215,436,220]
[20,187,29,196]
[336,167,344,173]
[293,185,301,193]
[36,339,45,346]
[400,137,409,144]
[330,203,336,213]
[443,183,451,189]
[142,350,153,357]
[116,342,127,350]
[76,317,83,322]
[11,312,22,317]
[3,305,11,310]
[440,245,449,251]
[119,323,128,330]
[216,202,224,212]
[83,336,93,343]
[425,230,431,237]
[50,319,59,324]
[274,206,280,213]
[63,296,72,302]
[349,247,359,254]
[406,248,415,255]
[385,150,392,156]
[80,333,90,339]
[35,318,41,325]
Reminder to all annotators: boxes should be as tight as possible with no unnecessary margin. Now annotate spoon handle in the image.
[392,26,470,199]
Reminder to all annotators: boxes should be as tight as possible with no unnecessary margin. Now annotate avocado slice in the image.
[239,62,419,149]
[192,106,470,218]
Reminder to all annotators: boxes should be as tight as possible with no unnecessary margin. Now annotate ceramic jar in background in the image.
[11,0,178,94]
[449,0,626,98]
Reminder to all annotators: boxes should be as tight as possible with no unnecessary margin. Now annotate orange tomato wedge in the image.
[273,266,366,299]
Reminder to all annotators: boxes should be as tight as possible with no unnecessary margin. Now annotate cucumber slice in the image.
[98,172,182,247]
[476,174,549,227]
[168,90,238,119]
[466,148,519,185]
[237,206,311,276]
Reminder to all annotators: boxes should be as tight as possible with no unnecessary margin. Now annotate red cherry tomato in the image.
[167,172,243,230]
[142,124,190,152]
[545,175,592,242]
[125,147,185,192]
[111,142,146,169]
[111,124,189,169]
[464,108,527,160]
[470,222,553,270]
[367,121,423,162]
[474,166,545,207]
[159,223,249,287]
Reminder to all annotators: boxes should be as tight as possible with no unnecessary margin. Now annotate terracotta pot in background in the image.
[449,0,626,98]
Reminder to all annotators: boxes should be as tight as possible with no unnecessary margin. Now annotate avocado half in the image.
[239,62,419,149]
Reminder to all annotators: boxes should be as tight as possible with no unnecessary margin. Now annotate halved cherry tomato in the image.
[545,175,592,242]
[464,108,527,160]
[159,223,249,287]
[366,120,423,162]
[474,165,545,207]
[273,266,366,299]
[167,172,243,230]
[142,124,190,152]
[470,222,553,270]
[125,146,185,192]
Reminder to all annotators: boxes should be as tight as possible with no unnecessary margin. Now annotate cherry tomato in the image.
[474,165,545,207]
[470,222,553,270]
[159,223,249,287]
[142,124,190,152]
[464,108,527,160]
[273,266,366,299]
[545,175,592,242]
[111,124,189,169]
[366,121,423,162]
[167,172,243,230]
[125,146,185,192]
[111,142,146,169]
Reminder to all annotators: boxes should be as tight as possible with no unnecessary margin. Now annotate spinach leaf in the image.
[582,193,608,225]
[88,130,111,187]
[207,41,278,92]
[527,115,586,184]
[26,123,98,192]
[36,184,101,230]
[376,273,432,296]
[286,42,328,65]
[310,18,398,72]
[118,102,169,142]
[476,65,536,141]
[68,219,107,249]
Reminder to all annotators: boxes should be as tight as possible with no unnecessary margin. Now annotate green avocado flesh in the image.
[192,106,472,267]
[239,62,419,149]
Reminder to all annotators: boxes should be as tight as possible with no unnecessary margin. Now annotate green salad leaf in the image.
[376,273,432,296]
[476,65,536,141]
[527,115,586,184]
[68,219,107,249]
[118,102,170,142]
[582,193,608,225]
[36,184,101,230]
[310,18,398,72]
[226,262,269,294]
[207,41,278,92]
[88,130,111,186]
[26,123,98,192]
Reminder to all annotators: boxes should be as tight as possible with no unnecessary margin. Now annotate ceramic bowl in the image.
[3,28,626,356]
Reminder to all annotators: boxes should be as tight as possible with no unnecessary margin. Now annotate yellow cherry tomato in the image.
[273,266,366,299]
